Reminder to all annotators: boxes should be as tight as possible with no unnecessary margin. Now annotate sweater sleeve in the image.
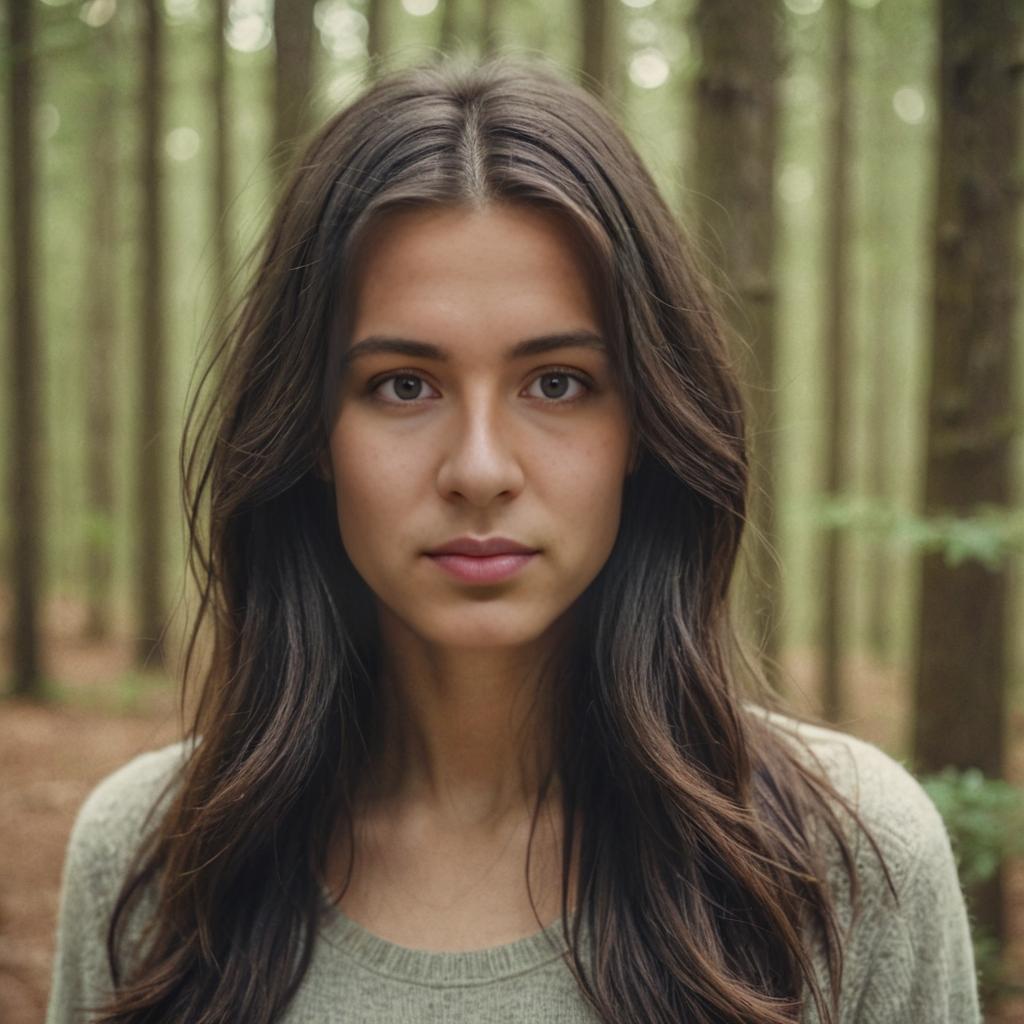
[848,790,981,1024]
[44,786,118,1024]
[44,741,190,1024]
[751,709,985,1024]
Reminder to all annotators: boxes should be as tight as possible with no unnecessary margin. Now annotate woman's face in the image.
[324,202,634,650]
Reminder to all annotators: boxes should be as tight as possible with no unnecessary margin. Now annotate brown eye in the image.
[527,370,591,403]
[370,373,439,404]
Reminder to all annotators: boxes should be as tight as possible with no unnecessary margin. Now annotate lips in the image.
[426,536,538,557]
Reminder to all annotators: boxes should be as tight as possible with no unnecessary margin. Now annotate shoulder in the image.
[744,703,982,1023]
[45,739,196,1024]
[745,703,949,883]
[65,738,194,891]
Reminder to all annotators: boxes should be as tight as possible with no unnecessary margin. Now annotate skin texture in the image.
[318,204,634,942]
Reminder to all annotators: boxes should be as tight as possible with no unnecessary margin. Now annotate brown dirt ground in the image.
[1,615,1021,1023]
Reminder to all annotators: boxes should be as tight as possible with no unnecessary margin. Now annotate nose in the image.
[434,393,526,507]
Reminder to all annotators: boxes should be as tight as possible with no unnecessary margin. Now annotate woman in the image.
[46,55,980,1024]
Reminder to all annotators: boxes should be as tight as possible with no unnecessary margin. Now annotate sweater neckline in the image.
[317,897,580,986]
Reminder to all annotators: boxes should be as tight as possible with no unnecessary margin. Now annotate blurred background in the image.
[1,0,1022,1020]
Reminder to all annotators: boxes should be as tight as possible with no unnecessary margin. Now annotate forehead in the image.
[346,203,604,346]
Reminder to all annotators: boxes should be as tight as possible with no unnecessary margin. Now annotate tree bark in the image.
[273,0,317,182]
[691,0,783,692]
[911,0,1022,953]
[365,0,387,85]
[439,0,458,54]
[863,0,899,666]
[211,0,232,336]
[479,0,499,57]
[84,20,119,641]
[577,0,618,106]
[6,0,44,698]
[820,0,852,722]
[135,0,167,669]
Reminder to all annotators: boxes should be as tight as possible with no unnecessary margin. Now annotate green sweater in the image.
[45,710,982,1023]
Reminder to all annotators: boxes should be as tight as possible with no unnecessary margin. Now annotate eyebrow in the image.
[339,329,607,370]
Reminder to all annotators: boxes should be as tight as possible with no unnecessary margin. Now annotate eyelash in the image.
[366,367,595,407]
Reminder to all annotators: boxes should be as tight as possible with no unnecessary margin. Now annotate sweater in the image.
[44,709,982,1023]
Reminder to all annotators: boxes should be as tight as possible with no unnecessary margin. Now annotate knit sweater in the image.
[45,709,982,1023]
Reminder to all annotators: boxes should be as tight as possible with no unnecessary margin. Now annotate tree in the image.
[479,0,499,57]
[5,0,44,697]
[439,0,459,54]
[84,19,120,641]
[210,0,232,337]
[273,0,317,182]
[365,0,388,84]
[690,0,783,692]
[911,0,1022,952]
[820,0,853,721]
[135,0,168,669]
[862,0,900,666]
[577,0,618,105]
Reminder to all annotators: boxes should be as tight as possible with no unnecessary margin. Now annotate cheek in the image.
[548,433,629,551]
[327,422,410,550]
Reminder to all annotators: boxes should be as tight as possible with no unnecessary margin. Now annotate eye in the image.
[370,373,440,404]
[525,369,592,404]
[367,368,594,406]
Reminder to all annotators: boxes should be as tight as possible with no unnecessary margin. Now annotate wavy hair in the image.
[93,54,894,1024]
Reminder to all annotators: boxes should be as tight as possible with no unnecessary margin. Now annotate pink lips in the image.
[425,536,539,584]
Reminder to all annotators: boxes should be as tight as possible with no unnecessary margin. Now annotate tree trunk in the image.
[365,0,387,85]
[135,0,167,669]
[863,0,898,666]
[577,0,617,106]
[820,0,852,722]
[5,0,44,698]
[84,20,119,642]
[211,0,232,336]
[439,0,458,54]
[911,0,1021,955]
[479,0,499,57]
[273,0,317,182]
[690,0,783,692]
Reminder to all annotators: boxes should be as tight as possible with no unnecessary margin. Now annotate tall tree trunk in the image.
[84,21,119,641]
[691,0,782,691]
[439,0,458,54]
[820,0,852,722]
[577,0,617,105]
[135,0,167,669]
[911,0,1021,956]
[479,0,498,57]
[365,0,387,85]
[863,0,898,666]
[273,0,317,183]
[6,0,44,698]
[211,0,232,336]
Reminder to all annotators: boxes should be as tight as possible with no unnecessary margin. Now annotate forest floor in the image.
[0,604,1022,1023]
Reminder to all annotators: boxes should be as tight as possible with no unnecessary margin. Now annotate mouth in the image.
[425,535,539,558]
[425,551,538,585]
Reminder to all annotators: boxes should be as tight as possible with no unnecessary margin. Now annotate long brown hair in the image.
[94,54,894,1024]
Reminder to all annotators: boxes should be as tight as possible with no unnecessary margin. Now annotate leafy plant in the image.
[920,766,1024,887]
[919,766,1024,999]
[796,495,1024,570]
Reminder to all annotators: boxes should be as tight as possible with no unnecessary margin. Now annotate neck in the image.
[358,609,571,836]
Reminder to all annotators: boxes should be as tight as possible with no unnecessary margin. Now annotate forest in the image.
[1,0,1022,1021]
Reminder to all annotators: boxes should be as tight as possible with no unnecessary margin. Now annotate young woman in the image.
[46,55,980,1024]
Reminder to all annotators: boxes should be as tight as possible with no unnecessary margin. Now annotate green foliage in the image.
[38,669,172,715]
[920,766,1024,996]
[920,766,1024,887]
[800,495,1024,570]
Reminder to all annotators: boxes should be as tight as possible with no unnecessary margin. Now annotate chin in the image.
[416,604,563,650]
